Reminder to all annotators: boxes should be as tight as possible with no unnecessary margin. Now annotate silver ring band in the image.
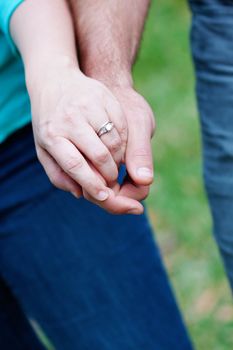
[97,121,114,137]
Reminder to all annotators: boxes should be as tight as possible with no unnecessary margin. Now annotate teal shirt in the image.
[0,0,31,143]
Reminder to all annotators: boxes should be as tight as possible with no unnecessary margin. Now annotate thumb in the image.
[125,124,154,186]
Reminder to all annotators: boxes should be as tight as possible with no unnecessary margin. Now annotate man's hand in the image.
[82,86,155,214]
[113,87,155,185]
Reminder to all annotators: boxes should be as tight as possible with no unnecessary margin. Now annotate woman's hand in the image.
[28,61,128,202]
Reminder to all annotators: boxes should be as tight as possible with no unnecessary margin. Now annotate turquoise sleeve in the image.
[0,0,24,53]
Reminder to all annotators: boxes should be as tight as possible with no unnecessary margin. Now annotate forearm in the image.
[69,0,150,87]
[10,0,78,90]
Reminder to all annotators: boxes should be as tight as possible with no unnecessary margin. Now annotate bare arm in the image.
[70,0,150,87]
[69,0,155,206]
[11,0,78,83]
[10,0,144,213]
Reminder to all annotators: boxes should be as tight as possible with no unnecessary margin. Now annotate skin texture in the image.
[69,0,155,213]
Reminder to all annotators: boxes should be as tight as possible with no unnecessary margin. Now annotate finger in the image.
[118,181,150,202]
[99,127,123,165]
[105,97,128,159]
[69,121,118,183]
[88,108,126,165]
[83,188,144,215]
[107,171,150,202]
[82,162,143,214]
[36,147,82,198]
[126,121,154,186]
[45,137,110,201]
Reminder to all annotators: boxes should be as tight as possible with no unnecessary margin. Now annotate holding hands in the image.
[10,0,155,215]
[30,62,155,215]
[29,64,126,201]
[82,86,155,214]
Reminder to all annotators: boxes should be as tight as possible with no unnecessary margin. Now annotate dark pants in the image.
[189,0,233,290]
[0,125,192,349]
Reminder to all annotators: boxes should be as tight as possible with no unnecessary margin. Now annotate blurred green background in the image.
[133,1,233,349]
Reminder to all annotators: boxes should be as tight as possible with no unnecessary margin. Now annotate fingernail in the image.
[127,208,141,215]
[136,167,153,179]
[96,190,109,201]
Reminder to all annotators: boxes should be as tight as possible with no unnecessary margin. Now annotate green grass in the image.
[133,1,233,349]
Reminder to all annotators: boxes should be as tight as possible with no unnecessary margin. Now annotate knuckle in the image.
[38,122,57,148]
[118,123,128,142]
[94,150,110,165]
[49,171,64,189]
[64,157,84,174]
[109,138,122,153]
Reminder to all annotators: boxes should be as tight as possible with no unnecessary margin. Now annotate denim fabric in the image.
[0,125,193,349]
[189,0,233,290]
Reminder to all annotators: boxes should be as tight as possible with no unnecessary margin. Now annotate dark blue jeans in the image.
[189,0,233,290]
[0,125,193,349]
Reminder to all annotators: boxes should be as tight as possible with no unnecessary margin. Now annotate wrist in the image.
[81,60,133,90]
[25,53,79,94]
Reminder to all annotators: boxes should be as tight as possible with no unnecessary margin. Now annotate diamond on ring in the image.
[97,121,114,137]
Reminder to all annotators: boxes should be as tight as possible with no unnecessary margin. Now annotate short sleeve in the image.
[0,0,24,54]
